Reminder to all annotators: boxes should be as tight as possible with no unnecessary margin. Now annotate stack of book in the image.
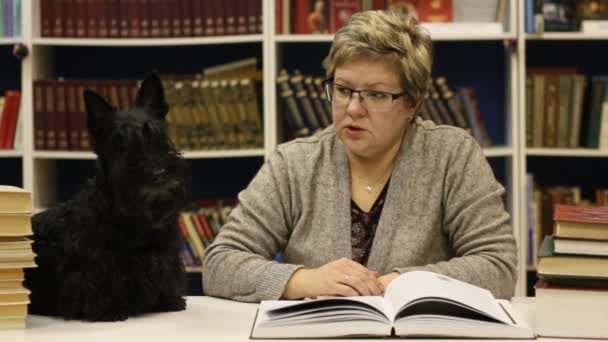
[535,203,608,339]
[0,185,36,329]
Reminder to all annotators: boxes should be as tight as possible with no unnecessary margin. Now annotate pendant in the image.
[365,185,373,193]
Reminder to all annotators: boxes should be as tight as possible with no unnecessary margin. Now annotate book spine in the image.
[224,0,236,35]
[41,0,54,37]
[65,81,79,150]
[139,0,149,37]
[64,0,76,37]
[193,0,205,36]
[44,82,57,150]
[75,0,87,37]
[180,0,192,36]
[108,0,121,37]
[97,0,109,37]
[170,0,181,37]
[52,0,64,37]
[86,0,97,37]
[203,0,215,36]
[55,82,69,151]
[159,0,171,37]
[33,81,46,150]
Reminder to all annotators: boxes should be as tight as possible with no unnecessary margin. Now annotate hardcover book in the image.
[251,271,534,339]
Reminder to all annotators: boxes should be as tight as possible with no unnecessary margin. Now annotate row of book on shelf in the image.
[533,202,608,339]
[276,0,505,34]
[0,185,36,329]
[525,68,608,149]
[0,90,22,150]
[40,0,262,39]
[33,58,264,152]
[178,199,235,269]
[526,0,608,33]
[0,0,20,38]
[278,69,492,146]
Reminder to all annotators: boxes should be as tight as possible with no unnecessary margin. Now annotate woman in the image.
[203,11,517,301]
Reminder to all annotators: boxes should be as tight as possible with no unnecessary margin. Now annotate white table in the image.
[0,297,593,341]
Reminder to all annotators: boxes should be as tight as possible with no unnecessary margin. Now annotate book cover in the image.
[329,0,360,33]
[418,0,453,23]
[538,235,608,280]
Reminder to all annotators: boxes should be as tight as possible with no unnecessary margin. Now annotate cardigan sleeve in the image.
[202,150,304,302]
[394,135,518,299]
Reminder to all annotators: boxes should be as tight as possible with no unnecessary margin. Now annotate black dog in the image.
[24,73,190,321]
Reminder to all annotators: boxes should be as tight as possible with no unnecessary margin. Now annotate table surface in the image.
[0,296,593,341]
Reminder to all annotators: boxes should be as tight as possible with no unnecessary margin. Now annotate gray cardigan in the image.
[202,118,518,301]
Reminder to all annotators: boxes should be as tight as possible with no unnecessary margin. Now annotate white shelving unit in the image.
[516,2,608,291]
[1,0,569,296]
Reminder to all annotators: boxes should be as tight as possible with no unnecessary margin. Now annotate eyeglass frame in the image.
[323,78,408,109]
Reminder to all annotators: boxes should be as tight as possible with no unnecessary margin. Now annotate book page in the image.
[384,271,511,324]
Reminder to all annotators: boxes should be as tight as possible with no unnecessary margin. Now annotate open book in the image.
[251,271,534,339]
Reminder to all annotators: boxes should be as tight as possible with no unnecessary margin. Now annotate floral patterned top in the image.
[350,181,389,265]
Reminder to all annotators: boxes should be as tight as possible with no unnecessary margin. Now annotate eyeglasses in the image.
[324,80,407,113]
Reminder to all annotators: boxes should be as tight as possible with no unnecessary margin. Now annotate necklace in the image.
[355,167,393,193]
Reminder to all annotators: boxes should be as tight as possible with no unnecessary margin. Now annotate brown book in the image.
[76,0,88,37]
[140,0,150,37]
[203,0,216,35]
[108,0,121,37]
[55,81,69,151]
[126,0,139,37]
[33,80,46,150]
[65,81,80,150]
[170,0,182,37]
[0,186,33,213]
[43,81,57,150]
[544,74,559,148]
[86,0,98,37]
[117,80,132,110]
[52,0,64,37]
[553,204,608,241]
[224,0,237,35]
[181,0,193,36]
[41,0,54,37]
[160,0,171,37]
[64,0,76,37]
[148,0,161,37]
[247,0,259,34]
[76,82,91,150]
[215,0,226,35]
[236,0,247,34]
[97,0,110,37]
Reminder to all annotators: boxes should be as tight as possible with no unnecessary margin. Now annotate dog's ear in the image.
[135,72,169,120]
[84,90,114,136]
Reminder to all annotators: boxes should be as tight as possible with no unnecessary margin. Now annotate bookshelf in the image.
[517,1,608,294]
[10,0,599,297]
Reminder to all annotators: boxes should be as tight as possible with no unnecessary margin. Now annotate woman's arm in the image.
[394,136,518,299]
[202,150,303,302]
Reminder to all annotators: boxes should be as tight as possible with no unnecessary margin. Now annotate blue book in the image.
[12,0,19,37]
[525,0,534,33]
[3,0,12,37]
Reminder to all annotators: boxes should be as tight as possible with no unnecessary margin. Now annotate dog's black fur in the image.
[24,73,190,321]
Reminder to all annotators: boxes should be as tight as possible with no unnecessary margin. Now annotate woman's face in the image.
[332,58,415,159]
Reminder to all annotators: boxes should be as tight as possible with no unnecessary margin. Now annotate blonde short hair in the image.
[323,11,433,107]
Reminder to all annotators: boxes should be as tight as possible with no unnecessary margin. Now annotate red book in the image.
[2,91,21,149]
[170,0,182,37]
[126,0,140,37]
[86,0,98,37]
[215,0,226,36]
[33,81,47,150]
[294,0,328,34]
[275,0,282,34]
[180,0,192,36]
[418,0,453,23]
[97,0,110,37]
[41,0,54,37]
[76,82,91,150]
[329,0,360,33]
[65,81,80,150]
[44,83,57,150]
[202,0,214,36]
[52,0,64,37]
[190,214,209,244]
[248,0,261,33]
[159,0,171,37]
[64,0,77,37]
[140,0,150,38]
[224,0,236,35]
[75,0,88,37]
[55,82,69,151]
[117,81,132,110]
[108,0,121,37]
[236,0,247,34]
[148,0,161,37]
[553,204,608,241]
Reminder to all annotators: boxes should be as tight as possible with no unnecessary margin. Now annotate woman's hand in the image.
[282,258,384,299]
[378,272,400,288]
